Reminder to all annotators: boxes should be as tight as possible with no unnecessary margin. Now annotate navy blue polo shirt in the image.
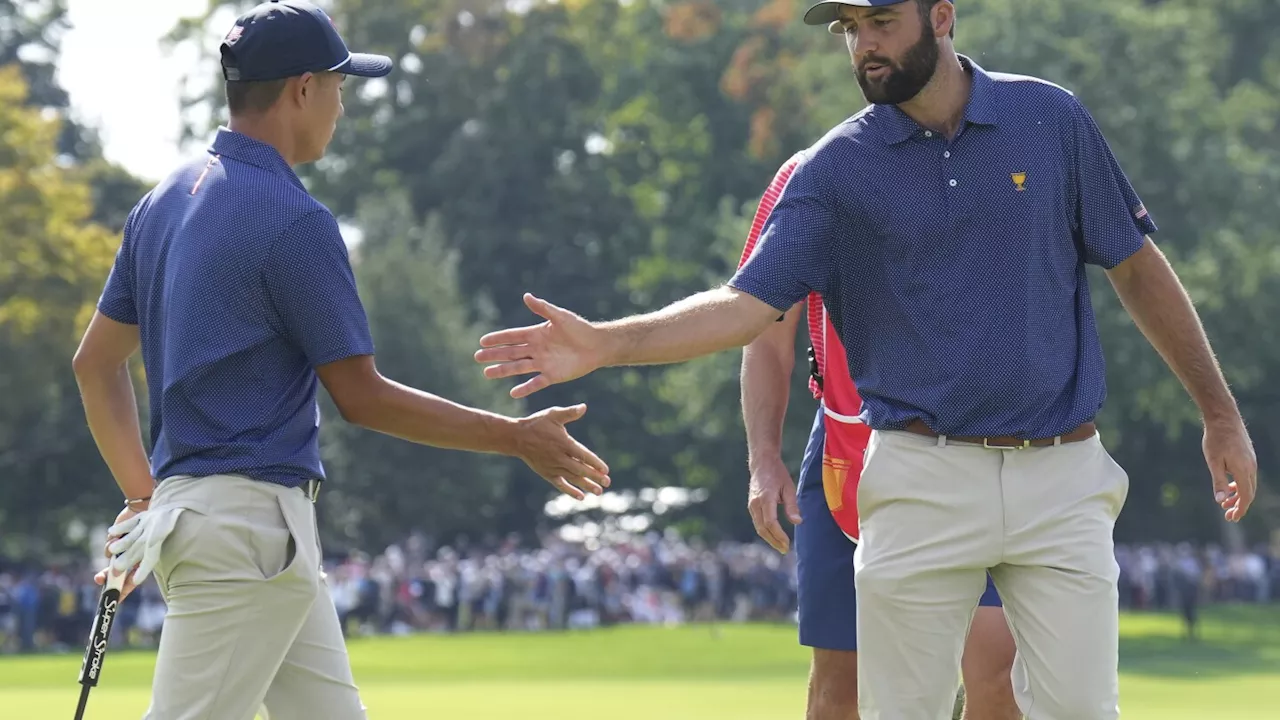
[731,57,1158,439]
[97,128,374,487]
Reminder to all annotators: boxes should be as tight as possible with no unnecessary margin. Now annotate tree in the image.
[316,190,528,550]
[153,0,1280,545]
[0,0,149,206]
[0,65,127,555]
[763,0,1280,543]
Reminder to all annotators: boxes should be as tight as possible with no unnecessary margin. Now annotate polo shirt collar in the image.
[878,54,999,145]
[209,127,306,190]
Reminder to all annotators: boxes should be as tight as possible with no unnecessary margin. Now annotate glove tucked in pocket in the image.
[107,506,188,588]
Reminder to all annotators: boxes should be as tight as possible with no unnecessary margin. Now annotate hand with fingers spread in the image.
[1202,416,1257,523]
[510,403,612,500]
[475,294,608,399]
[748,454,802,554]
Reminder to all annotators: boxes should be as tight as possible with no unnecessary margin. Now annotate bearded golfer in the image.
[741,155,1019,719]
[71,3,608,719]
[474,1,1256,717]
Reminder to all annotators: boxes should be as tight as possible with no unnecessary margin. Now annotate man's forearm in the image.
[598,286,780,368]
[75,364,154,500]
[344,378,521,455]
[1107,239,1239,423]
[741,306,801,471]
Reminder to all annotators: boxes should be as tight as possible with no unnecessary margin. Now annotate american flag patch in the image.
[226,25,243,44]
[1133,204,1148,219]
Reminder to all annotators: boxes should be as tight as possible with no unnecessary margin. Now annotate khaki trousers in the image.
[853,429,1129,720]
[142,474,365,720]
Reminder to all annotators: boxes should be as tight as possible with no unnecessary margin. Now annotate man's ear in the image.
[280,74,303,108]
[933,1,955,38]
[293,72,317,105]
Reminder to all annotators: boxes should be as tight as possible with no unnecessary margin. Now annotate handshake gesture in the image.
[476,293,614,500]
[508,403,611,500]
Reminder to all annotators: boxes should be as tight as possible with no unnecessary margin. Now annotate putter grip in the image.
[77,566,126,687]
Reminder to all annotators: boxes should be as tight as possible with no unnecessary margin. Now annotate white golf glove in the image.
[106,507,186,587]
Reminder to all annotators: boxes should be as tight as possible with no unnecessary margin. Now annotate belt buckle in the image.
[983,437,1031,451]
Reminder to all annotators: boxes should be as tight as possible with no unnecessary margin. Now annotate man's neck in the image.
[227,115,298,166]
[896,52,971,140]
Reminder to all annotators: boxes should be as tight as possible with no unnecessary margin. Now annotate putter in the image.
[73,563,127,720]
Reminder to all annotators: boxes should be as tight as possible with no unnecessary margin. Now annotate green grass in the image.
[3,606,1278,719]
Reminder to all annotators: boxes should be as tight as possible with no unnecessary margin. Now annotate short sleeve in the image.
[729,153,836,310]
[263,210,375,367]
[97,204,141,325]
[1069,98,1157,268]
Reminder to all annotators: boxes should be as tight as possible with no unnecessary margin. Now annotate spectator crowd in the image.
[2,532,1277,655]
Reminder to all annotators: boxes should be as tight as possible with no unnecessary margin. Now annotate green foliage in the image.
[316,190,525,549]
[745,0,1280,542]
[6,0,1278,551]
[0,65,131,551]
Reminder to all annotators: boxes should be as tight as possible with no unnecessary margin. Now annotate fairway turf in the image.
[3,607,1277,719]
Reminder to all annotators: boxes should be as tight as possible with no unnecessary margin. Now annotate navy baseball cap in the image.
[220,0,392,82]
[804,0,953,31]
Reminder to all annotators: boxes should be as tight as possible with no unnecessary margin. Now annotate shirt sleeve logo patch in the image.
[1011,172,1028,192]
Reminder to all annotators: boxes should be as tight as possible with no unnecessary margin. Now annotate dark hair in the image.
[225,79,289,115]
[919,0,956,39]
[221,44,290,116]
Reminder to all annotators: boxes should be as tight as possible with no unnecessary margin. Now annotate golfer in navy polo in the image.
[72,3,608,718]
[474,1,1257,718]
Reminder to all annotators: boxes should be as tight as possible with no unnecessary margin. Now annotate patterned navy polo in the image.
[97,128,374,487]
[731,57,1157,439]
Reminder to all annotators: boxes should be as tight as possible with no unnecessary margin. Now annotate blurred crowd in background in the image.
[2,533,1277,655]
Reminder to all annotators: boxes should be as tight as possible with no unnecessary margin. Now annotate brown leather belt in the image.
[902,419,1097,449]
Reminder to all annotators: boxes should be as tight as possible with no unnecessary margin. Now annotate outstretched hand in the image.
[512,404,611,500]
[475,294,607,399]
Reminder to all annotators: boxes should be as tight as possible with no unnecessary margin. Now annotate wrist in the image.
[124,495,151,512]
[124,479,155,508]
[594,322,627,369]
[1201,402,1243,429]
[748,448,785,474]
[489,415,526,458]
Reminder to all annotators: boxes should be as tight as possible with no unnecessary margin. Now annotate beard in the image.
[854,21,940,105]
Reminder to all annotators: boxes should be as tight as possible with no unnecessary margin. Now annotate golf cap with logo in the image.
[220,0,393,82]
[804,0,954,34]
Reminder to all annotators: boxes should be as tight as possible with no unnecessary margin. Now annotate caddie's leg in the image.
[142,475,319,720]
[959,597,1020,720]
[989,434,1128,720]
[853,431,1002,720]
[262,487,366,719]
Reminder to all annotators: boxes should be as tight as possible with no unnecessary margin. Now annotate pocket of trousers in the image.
[210,499,301,583]
[246,499,302,583]
[855,430,890,516]
[269,492,320,585]
[1099,444,1131,521]
[152,506,208,597]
